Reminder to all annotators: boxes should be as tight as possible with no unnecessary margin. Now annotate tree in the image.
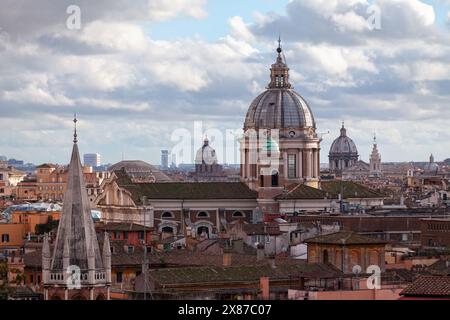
[35,216,59,235]
[0,260,10,299]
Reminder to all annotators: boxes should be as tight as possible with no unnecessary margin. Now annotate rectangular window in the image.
[124,232,129,240]
[1,234,9,243]
[288,154,297,178]
[116,272,123,283]
[138,231,144,240]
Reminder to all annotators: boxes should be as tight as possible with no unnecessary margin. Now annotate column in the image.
[314,150,319,178]
[245,149,249,179]
[298,151,303,178]
[216,209,220,232]
[303,152,307,177]
[311,150,316,178]
[283,151,288,179]
[306,150,312,178]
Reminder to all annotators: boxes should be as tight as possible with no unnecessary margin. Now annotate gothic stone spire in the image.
[48,117,104,274]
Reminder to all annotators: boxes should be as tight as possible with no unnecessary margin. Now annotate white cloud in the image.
[0,0,449,164]
[147,0,208,21]
[229,16,256,43]
[0,0,209,36]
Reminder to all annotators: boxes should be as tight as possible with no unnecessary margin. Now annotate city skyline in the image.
[1,0,450,305]
[0,0,450,165]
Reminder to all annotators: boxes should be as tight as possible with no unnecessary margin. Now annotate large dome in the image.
[329,125,358,156]
[244,43,315,131]
[244,89,315,130]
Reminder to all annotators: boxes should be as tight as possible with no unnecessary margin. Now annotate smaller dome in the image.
[329,124,358,156]
[108,160,171,182]
[424,154,439,174]
[195,137,218,165]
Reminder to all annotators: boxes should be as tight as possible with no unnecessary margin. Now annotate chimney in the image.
[260,277,270,300]
[223,251,232,267]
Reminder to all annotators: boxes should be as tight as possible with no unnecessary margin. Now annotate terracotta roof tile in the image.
[321,181,384,199]
[276,184,327,200]
[114,170,257,203]
[305,231,387,245]
[146,263,342,287]
[401,276,450,297]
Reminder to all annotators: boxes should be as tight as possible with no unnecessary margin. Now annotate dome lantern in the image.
[244,39,316,131]
[268,37,292,89]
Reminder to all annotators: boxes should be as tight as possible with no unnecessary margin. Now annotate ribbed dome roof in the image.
[244,41,316,131]
[329,125,358,155]
[244,89,316,130]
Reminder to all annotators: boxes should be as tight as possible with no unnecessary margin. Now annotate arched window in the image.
[1,234,9,243]
[335,250,342,269]
[323,250,329,264]
[369,250,379,266]
[161,226,174,234]
[350,250,359,268]
[271,170,279,187]
[197,226,210,237]
[232,211,245,218]
[260,175,264,187]
[161,212,174,219]
[197,211,209,218]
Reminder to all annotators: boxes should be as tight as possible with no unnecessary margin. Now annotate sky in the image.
[0,0,449,166]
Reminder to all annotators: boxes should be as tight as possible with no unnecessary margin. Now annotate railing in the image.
[47,271,107,284]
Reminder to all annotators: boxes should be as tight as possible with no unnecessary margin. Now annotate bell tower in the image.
[369,134,382,177]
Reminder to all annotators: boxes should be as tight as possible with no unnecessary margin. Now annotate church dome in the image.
[329,124,358,156]
[424,154,439,174]
[195,137,218,165]
[108,160,171,182]
[244,41,315,130]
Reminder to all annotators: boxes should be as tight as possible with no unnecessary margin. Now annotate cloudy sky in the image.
[0,0,449,166]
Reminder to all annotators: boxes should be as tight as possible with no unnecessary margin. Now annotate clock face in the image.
[289,131,296,138]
